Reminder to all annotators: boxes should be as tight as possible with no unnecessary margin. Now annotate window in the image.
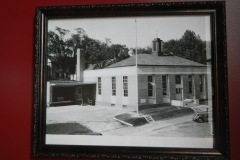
[148,76,154,96]
[176,88,181,94]
[176,75,181,84]
[123,76,128,97]
[98,77,101,95]
[199,75,203,92]
[162,75,167,95]
[189,75,192,93]
[112,77,116,96]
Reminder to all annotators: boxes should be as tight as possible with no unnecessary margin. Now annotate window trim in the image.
[112,77,116,96]
[148,75,155,97]
[97,77,101,95]
[123,76,128,97]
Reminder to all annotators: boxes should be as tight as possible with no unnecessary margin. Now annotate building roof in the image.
[107,54,206,68]
[50,80,96,86]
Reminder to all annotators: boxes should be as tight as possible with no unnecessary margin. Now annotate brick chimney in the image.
[152,38,162,56]
[76,48,84,82]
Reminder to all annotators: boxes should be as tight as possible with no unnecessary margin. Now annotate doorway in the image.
[175,75,183,100]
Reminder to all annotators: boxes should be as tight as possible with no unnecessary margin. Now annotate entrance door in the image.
[162,75,170,103]
[175,75,183,100]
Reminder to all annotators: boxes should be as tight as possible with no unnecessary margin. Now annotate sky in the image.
[48,15,211,49]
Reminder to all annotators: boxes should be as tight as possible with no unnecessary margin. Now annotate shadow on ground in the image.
[114,114,148,126]
[46,123,102,135]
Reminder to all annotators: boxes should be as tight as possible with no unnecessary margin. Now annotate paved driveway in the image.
[46,105,212,137]
[47,105,128,133]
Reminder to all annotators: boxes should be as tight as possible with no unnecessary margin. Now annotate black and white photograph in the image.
[32,2,230,159]
[45,15,214,148]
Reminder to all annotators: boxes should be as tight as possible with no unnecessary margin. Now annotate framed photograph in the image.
[33,1,229,159]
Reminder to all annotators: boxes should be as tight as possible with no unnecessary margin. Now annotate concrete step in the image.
[144,115,155,123]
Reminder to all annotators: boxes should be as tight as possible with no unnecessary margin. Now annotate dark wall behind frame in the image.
[0,0,239,160]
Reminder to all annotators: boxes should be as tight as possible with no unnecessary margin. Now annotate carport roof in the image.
[49,81,96,86]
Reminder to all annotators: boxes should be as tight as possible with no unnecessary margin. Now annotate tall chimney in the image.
[76,48,84,82]
[152,38,162,56]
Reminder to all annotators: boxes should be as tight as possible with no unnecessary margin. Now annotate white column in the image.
[46,81,50,107]
[76,49,81,81]
[181,75,184,101]
[192,75,196,99]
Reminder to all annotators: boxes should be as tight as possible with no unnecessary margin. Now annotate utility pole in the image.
[135,19,139,114]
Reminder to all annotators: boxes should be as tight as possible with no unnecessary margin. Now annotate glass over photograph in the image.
[45,16,213,148]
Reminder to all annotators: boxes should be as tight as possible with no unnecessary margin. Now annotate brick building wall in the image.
[168,74,176,101]
[138,74,175,106]
[182,74,207,100]
[155,75,163,104]
[182,75,191,99]
[194,75,201,99]
[138,75,148,106]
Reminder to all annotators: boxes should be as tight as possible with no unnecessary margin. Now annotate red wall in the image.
[0,0,239,160]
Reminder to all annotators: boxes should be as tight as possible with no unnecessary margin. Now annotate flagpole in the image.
[135,19,139,115]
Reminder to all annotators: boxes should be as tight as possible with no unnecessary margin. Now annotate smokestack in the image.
[76,48,84,82]
[152,38,162,56]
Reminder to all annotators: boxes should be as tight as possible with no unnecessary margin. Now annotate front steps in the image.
[144,115,155,123]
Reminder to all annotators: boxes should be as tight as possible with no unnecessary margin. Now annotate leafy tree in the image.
[137,46,152,55]
[48,27,74,80]
[48,27,130,80]
[86,39,109,68]
[84,38,129,68]
[162,39,181,55]
[48,27,92,80]
[162,30,206,64]
[107,44,129,63]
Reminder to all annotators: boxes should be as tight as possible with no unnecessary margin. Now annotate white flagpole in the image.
[135,19,139,114]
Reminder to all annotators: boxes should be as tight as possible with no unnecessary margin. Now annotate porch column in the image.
[192,75,196,99]
[46,81,54,107]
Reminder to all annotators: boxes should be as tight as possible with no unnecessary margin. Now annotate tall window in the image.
[148,76,154,97]
[112,77,116,96]
[98,77,101,95]
[176,75,181,84]
[189,75,192,93]
[199,75,203,92]
[162,75,167,95]
[123,76,128,97]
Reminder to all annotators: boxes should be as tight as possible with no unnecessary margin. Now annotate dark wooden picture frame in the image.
[33,1,229,159]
